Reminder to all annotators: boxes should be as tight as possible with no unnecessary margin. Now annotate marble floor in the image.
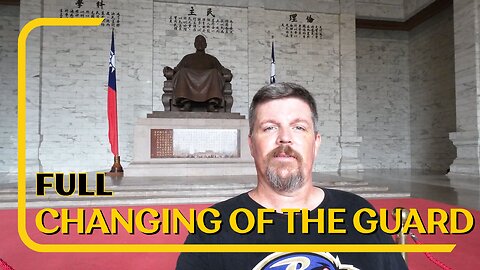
[1,169,479,210]
[339,169,480,210]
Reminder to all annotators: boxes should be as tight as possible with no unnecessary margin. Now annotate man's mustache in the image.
[266,145,303,163]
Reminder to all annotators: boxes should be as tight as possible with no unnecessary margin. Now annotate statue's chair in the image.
[162,68,233,113]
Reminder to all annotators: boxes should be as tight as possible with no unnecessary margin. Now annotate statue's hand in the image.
[163,66,174,79]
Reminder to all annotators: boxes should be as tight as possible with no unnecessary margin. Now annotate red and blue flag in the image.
[107,30,118,156]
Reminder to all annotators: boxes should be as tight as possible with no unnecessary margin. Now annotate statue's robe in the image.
[172,53,225,103]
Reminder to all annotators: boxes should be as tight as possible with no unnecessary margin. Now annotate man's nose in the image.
[277,128,292,144]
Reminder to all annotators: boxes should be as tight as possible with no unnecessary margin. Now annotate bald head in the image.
[194,35,207,51]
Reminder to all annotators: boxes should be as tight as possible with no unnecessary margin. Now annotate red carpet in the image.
[1,198,478,269]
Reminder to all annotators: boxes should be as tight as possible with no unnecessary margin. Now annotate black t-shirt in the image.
[176,188,408,270]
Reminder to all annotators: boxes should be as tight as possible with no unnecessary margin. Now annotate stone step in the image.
[3,192,411,209]
[1,186,392,202]
[1,175,410,209]
[0,182,388,198]
[0,180,371,194]
[1,187,409,209]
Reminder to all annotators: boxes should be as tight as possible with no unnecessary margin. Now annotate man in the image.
[176,82,408,270]
[163,35,232,112]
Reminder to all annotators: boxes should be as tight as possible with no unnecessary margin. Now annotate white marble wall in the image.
[5,0,357,176]
[356,0,405,20]
[338,1,364,171]
[356,29,411,169]
[2,0,463,177]
[356,0,435,21]
[357,4,456,171]
[0,5,19,173]
[449,0,480,175]
[409,5,455,172]
[404,0,435,19]
[267,9,344,171]
[355,0,436,21]
[20,0,153,173]
[20,0,43,173]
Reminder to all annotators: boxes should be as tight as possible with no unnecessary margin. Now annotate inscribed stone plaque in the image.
[151,129,239,158]
[151,129,174,158]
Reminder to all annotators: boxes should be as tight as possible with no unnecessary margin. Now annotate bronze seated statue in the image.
[162,35,233,112]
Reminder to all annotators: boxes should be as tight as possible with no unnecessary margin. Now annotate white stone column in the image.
[338,0,363,172]
[0,5,20,173]
[247,3,268,106]
[449,0,480,175]
[20,0,43,173]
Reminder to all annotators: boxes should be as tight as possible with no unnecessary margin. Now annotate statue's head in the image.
[194,35,207,51]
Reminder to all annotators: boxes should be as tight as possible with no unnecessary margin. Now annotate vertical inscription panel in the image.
[151,129,239,158]
[151,129,174,158]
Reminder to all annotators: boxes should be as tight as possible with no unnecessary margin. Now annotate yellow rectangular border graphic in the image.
[17,18,456,253]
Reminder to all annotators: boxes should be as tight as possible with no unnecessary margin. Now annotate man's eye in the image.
[294,126,306,131]
[263,126,276,131]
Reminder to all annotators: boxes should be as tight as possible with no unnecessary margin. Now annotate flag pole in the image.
[270,35,276,84]
[107,28,123,175]
[110,155,123,173]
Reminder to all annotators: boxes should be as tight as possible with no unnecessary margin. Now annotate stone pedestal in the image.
[338,136,364,172]
[449,131,480,175]
[125,112,255,177]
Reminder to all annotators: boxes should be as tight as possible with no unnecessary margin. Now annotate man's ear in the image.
[314,132,321,157]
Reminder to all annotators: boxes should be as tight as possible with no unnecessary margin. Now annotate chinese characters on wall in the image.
[169,6,234,34]
[280,13,323,39]
[58,0,120,28]
[73,0,106,8]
